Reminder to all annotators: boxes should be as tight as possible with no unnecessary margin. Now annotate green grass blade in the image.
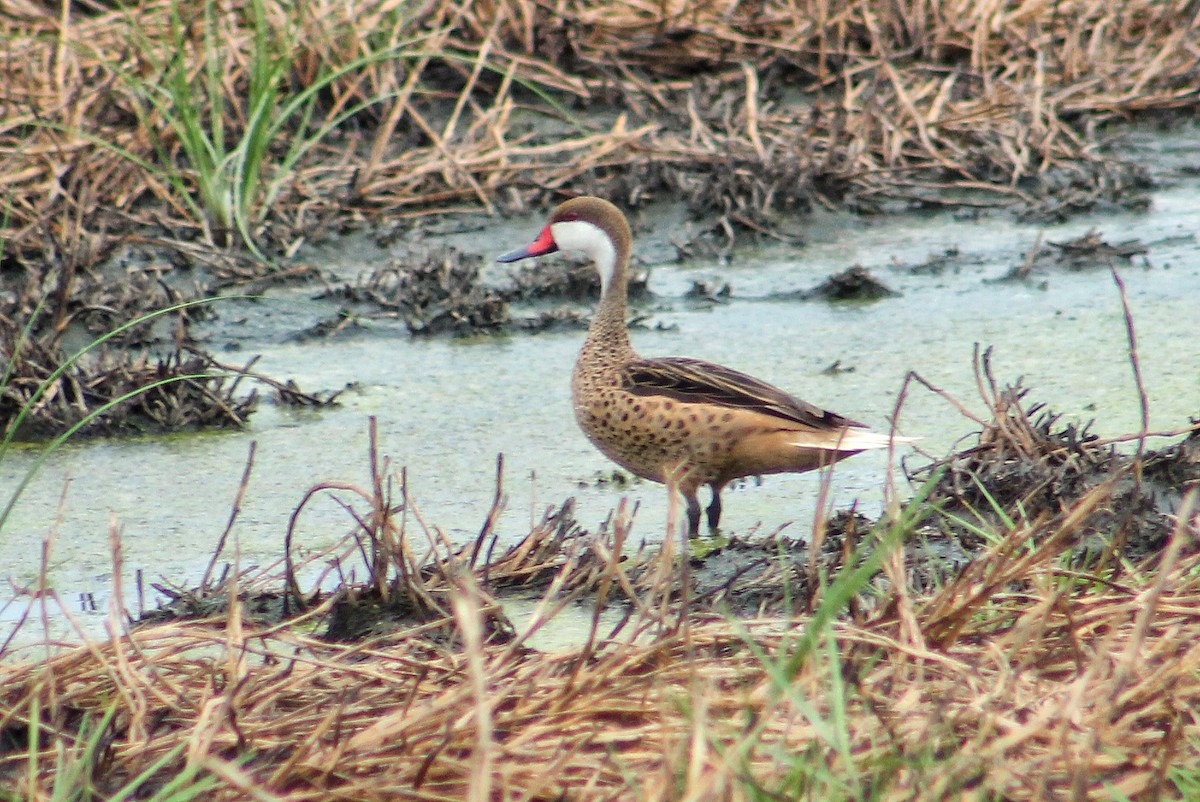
[0,296,232,462]
[779,470,941,679]
[106,742,219,802]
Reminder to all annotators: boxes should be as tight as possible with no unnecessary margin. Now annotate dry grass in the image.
[1,504,1198,799]
[2,397,1199,799]
[4,0,1195,436]
[2,0,1197,263]
[3,6,1198,795]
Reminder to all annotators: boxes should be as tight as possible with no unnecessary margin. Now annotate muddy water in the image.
[2,168,1198,650]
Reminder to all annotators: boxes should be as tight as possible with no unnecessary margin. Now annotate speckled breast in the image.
[571,381,739,487]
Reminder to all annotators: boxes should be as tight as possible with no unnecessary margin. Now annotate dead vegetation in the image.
[0,269,345,440]
[915,349,1200,566]
[316,246,510,336]
[1007,228,1153,279]
[2,5,1199,793]
[7,564,1200,800]
[3,0,1197,265]
[0,343,257,440]
[0,286,258,440]
[3,0,1196,438]
[2,369,1199,798]
[310,245,656,337]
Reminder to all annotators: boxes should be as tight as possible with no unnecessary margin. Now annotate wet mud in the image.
[1,116,1191,441]
[790,265,899,302]
[3,119,1199,650]
[136,376,1198,641]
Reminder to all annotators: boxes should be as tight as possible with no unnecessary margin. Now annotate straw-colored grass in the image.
[1,496,1198,799]
[3,5,1198,795]
[2,0,1197,261]
[2,390,1198,798]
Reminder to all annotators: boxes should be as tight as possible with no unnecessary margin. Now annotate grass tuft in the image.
[2,396,1198,798]
[3,0,1196,265]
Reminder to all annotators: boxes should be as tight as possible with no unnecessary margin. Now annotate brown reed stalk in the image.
[4,0,1196,271]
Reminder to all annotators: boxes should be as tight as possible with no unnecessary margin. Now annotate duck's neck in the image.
[579,247,636,368]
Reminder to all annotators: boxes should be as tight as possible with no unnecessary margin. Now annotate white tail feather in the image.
[790,427,917,452]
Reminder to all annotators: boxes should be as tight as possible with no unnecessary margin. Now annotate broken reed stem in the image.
[1111,266,1151,475]
[901,367,987,427]
[201,440,256,590]
[1114,489,1196,692]
[470,454,506,569]
[366,416,394,598]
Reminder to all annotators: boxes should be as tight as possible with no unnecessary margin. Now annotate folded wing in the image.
[620,356,866,432]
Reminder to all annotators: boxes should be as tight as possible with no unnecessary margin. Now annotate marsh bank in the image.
[2,124,1198,646]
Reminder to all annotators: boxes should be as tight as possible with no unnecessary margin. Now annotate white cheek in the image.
[551,220,617,293]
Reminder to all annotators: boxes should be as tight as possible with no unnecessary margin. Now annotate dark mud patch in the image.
[504,255,652,304]
[136,369,1199,644]
[315,246,509,337]
[781,265,899,302]
[1003,229,1150,281]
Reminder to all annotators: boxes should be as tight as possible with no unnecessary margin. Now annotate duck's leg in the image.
[665,462,704,539]
[683,490,702,538]
[705,484,723,531]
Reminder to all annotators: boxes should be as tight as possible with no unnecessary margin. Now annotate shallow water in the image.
[2,144,1198,651]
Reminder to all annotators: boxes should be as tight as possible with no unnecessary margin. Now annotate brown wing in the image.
[619,357,865,430]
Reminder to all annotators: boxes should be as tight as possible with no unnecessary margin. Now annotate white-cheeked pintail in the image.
[499,196,913,537]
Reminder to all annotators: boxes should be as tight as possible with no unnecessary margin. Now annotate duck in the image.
[499,195,911,537]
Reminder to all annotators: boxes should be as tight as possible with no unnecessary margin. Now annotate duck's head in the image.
[498,196,631,287]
